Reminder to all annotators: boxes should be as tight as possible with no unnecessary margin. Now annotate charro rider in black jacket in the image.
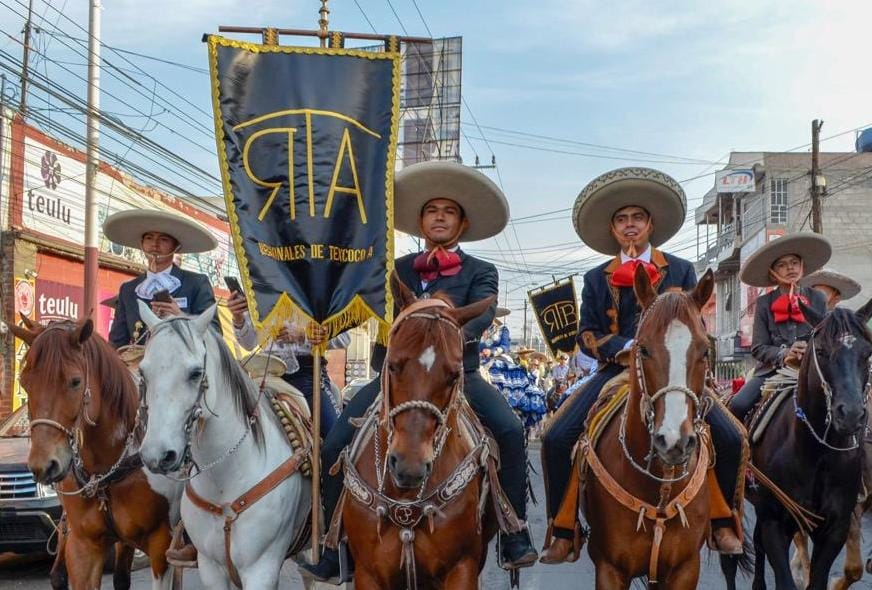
[303,161,538,582]
[730,233,830,422]
[103,209,221,349]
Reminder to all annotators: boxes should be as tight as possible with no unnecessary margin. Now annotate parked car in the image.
[0,406,63,555]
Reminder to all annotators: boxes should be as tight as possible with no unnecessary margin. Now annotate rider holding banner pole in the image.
[303,161,538,582]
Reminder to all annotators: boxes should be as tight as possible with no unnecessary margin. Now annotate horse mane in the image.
[158,319,267,449]
[639,292,700,333]
[816,307,871,352]
[25,321,137,428]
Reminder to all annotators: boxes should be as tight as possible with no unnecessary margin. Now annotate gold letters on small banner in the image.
[528,277,579,357]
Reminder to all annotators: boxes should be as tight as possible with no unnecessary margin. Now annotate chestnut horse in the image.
[582,266,715,589]
[9,317,182,590]
[333,277,515,589]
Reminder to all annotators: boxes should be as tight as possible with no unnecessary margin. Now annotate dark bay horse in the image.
[722,300,872,590]
[9,317,182,590]
[335,276,512,589]
[583,266,716,589]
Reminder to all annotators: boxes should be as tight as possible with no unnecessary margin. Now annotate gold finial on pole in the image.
[318,0,330,48]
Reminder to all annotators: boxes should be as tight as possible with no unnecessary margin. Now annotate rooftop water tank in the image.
[856,128,872,152]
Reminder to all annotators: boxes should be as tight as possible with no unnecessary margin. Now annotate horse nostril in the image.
[685,434,698,452]
[159,450,177,470]
[388,452,398,472]
[44,459,60,481]
[653,434,667,450]
[423,461,433,477]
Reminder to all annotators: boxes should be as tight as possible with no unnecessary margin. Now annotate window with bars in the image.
[769,178,788,224]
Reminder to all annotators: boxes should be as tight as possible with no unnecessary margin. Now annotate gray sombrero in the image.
[739,233,832,288]
[572,167,686,255]
[496,307,511,318]
[799,267,861,300]
[394,161,509,242]
[103,209,217,254]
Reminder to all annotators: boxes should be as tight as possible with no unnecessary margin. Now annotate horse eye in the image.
[189,369,203,382]
[69,377,82,389]
[639,345,651,359]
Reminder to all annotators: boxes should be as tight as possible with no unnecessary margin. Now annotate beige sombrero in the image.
[103,209,217,254]
[241,352,288,378]
[572,167,686,255]
[799,267,861,300]
[394,161,509,242]
[739,233,832,288]
[496,307,511,318]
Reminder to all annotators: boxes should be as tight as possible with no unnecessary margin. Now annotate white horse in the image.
[136,303,311,590]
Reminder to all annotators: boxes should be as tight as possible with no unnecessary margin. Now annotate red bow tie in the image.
[610,259,660,288]
[771,293,808,323]
[413,249,462,282]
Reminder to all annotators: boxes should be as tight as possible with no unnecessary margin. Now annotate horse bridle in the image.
[375,298,464,497]
[619,294,713,483]
[139,319,256,481]
[26,323,137,497]
[792,329,872,452]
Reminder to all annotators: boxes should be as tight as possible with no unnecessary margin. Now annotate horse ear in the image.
[7,321,36,345]
[191,304,218,336]
[137,299,162,329]
[71,318,94,346]
[798,299,824,328]
[390,271,416,310]
[856,297,872,325]
[448,295,497,328]
[19,312,37,330]
[691,269,715,310]
[633,262,657,309]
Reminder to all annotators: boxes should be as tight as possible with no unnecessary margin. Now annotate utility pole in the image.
[811,119,824,234]
[83,0,101,317]
[18,0,33,117]
[523,299,528,347]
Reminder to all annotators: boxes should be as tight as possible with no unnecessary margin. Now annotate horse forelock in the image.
[151,317,266,448]
[815,307,872,354]
[639,292,705,338]
[389,310,461,369]
[24,321,136,428]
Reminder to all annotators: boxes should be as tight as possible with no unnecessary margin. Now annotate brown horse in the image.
[582,266,715,589]
[9,317,182,590]
[332,276,515,589]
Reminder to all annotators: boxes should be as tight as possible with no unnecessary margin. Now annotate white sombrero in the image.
[241,352,288,378]
[103,209,217,254]
[739,233,832,288]
[799,267,861,300]
[394,161,509,242]
[572,167,686,255]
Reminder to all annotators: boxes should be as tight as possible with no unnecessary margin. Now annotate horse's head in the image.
[137,302,217,473]
[800,299,872,438]
[631,265,714,466]
[9,317,99,484]
[383,273,495,490]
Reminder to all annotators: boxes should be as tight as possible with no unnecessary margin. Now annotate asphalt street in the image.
[2,440,871,589]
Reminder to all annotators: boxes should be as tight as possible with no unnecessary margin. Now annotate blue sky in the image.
[0,0,870,337]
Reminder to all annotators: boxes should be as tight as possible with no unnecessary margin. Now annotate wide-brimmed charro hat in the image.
[496,307,511,318]
[799,267,861,300]
[394,161,509,242]
[572,167,686,255]
[739,233,832,288]
[103,209,217,254]
[241,352,288,378]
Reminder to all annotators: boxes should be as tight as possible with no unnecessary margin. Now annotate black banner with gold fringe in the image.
[207,35,400,344]
[528,277,579,356]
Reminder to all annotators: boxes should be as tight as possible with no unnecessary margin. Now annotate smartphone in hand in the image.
[152,289,173,303]
[224,276,242,294]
